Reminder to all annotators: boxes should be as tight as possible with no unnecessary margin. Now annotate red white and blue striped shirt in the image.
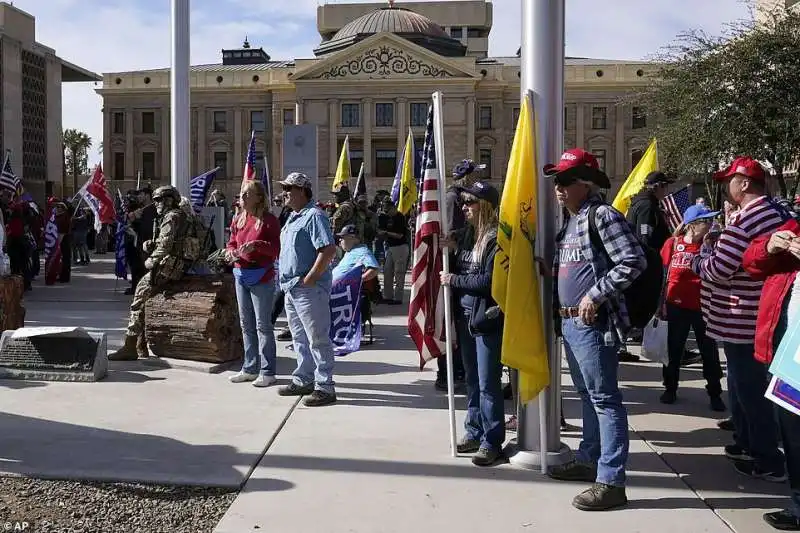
[698,196,788,344]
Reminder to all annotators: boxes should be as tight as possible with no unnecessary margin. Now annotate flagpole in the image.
[509,0,571,471]
[170,0,191,197]
[431,91,458,458]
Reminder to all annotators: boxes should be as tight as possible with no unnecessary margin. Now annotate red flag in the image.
[408,106,446,368]
[85,164,115,225]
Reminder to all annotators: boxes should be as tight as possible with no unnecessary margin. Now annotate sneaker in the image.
[472,447,503,467]
[434,378,448,391]
[763,510,800,531]
[505,415,518,432]
[572,483,628,511]
[253,375,277,388]
[717,418,735,431]
[725,444,753,462]
[229,372,259,383]
[682,350,702,366]
[618,350,640,362]
[709,396,727,412]
[303,390,337,407]
[276,328,292,341]
[547,461,597,483]
[733,460,787,482]
[660,390,677,404]
[278,382,314,396]
[456,437,481,454]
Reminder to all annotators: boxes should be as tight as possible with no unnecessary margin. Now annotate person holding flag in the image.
[543,148,646,511]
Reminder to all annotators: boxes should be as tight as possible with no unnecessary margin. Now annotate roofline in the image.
[61,58,101,82]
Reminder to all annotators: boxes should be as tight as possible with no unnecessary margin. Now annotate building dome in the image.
[314,7,467,57]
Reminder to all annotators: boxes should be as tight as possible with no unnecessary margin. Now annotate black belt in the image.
[558,307,580,318]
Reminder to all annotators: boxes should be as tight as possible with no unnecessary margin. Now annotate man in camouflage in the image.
[109,185,190,361]
[331,184,356,236]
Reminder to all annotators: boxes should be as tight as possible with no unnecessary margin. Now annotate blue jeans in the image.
[235,278,277,376]
[562,317,629,487]
[724,342,784,473]
[457,316,504,451]
[285,284,335,394]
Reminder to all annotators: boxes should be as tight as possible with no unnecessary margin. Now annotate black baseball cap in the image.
[456,180,499,207]
[336,224,359,238]
[645,171,674,186]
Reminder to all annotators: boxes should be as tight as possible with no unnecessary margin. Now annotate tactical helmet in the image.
[152,185,181,204]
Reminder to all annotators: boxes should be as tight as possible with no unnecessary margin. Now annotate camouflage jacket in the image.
[331,201,355,235]
[332,201,375,242]
[149,208,189,281]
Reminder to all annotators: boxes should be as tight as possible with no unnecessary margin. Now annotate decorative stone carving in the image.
[312,46,453,80]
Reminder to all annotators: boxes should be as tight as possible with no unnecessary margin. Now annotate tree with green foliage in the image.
[63,128,92,193]
[632,4,800,200]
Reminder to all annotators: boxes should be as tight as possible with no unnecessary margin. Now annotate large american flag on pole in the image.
[408,106,447,368]
[660,185,692,231]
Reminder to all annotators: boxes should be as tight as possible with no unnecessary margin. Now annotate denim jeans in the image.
[663,304,722,395]
[562,317,629,487]
[235,278,277,376]
[285,284,335,394]
[724,342,784,473]
[456,316,504,451]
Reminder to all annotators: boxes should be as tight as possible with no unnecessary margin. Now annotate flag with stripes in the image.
[43,205,61,285]
[408,105,447,368]
[190,168,217,213]
[660,185,692,231]
[84,165,116,231]
[241,131,257,189]
[0,152,20,196]
[114,190,128,280]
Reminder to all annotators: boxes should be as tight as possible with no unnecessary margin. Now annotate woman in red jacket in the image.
[743,218,800,531]
[659,205,725,411]
[225,181,281,387]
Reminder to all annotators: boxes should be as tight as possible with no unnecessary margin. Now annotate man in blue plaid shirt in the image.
[544,149,647,512]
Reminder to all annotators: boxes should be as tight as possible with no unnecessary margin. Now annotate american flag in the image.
[241,131,256,188]
[661,185,692,231]
[0,152,21,196]
[114,190,128,280]
[408,106,447,368]
[190,167,217,213]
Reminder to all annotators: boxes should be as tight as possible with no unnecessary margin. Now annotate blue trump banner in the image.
[766,375,800,417]
[330,265,363,356]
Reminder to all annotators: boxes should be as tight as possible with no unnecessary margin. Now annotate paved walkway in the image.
[2,258,791,532]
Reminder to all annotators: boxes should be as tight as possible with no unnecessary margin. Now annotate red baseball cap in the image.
[543,148,611,189]
[713,157,767,182]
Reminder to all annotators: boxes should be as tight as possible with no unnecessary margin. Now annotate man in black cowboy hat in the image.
[627,171,673,252]
[543,148,646,512]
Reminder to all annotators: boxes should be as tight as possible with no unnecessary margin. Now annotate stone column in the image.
[295,99,304,125]
[125,109,134,179]
[328,99,338,176]
[362,98,373,176]
[396,97,407,150]
[196,106,206,174]
[576,103,585,148]
[161,105,170,180]
[615,106,625,179]
[1,40,22,171]
[45,57,62,188]
[102,109,111,180]
[233,108,243,176]
[466,97,476,160]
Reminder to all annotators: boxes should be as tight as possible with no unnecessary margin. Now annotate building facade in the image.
[0,2,100,202]
[97,1,653,200]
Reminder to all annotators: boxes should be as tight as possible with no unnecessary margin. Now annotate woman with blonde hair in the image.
[659,204,725,410]
[226,180,281,387]
[440,181,505,467]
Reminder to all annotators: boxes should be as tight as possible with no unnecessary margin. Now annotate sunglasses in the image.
[461,196,480,206]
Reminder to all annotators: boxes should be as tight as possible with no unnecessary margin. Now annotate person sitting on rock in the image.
[109,185,190,361]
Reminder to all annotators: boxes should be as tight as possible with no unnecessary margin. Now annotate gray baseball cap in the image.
[280,172,312,188]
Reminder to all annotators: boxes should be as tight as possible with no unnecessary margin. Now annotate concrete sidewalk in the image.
[5,258,791,532]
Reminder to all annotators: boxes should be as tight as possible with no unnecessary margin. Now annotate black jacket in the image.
[626,192,669,251]
[449,226,503,336]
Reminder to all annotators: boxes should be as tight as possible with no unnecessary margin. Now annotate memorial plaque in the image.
[0,328,108,382]
[282,124,319,197]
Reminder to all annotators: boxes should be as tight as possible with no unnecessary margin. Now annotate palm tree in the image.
[63,129,92,194]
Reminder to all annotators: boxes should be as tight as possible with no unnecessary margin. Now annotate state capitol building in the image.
[98,1,652,199]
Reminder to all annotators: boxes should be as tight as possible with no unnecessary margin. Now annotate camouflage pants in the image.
[125,272,164,337]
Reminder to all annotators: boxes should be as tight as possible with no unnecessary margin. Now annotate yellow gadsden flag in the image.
[396,130,417,215]
[491,93,549,404]
[332,135,352,191]
[612,138,658,215]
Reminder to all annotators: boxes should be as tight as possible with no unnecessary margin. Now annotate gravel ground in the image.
[0,477,237,533]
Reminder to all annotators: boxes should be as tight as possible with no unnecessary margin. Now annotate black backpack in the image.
[587,204,664,329]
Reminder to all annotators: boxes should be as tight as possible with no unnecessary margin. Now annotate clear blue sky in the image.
[12,0,753,165]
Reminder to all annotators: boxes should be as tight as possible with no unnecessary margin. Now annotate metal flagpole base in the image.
[504,440,572,470]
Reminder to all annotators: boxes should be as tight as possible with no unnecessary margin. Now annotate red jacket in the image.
[226,212,280,284]
[741,218,800,364]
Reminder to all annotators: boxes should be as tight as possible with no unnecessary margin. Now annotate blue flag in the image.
[190,168,217,213]
[114,191,128,280]
[329,265,364,356]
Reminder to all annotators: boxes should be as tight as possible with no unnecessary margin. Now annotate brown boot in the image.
[108,335,139,361]
[136,335,149,358]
